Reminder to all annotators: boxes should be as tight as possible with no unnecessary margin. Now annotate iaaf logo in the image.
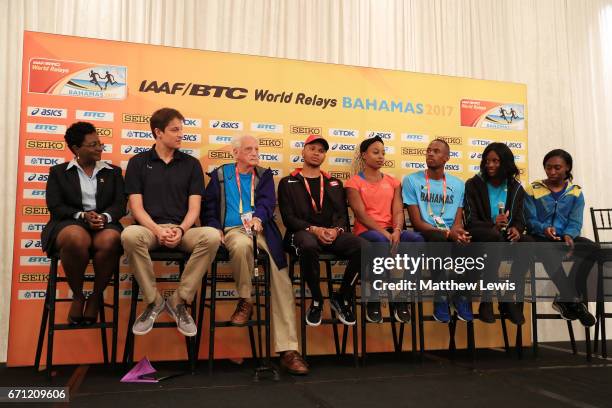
[209,135,233,144]
[329,157,353,166]
[259,153,282,162]
[21,239,42,249]
[251,122,283,133]
[183,133,201,143]
[469,138,493,147]
[76,110,114,121]
[329,128,358,138]
[183,118,202,127]
[22,222,46,232]
[290,155,305,163]
[290,140,305,149]
[401,133,429,143]
[445,163,463,172]
[121,145,149,155]
[25,156,64,166]
[18,290,59,300]
[504,141,525,150]
[179,148,200,158]
[27,106,67,118]
[121,129,153,139]
[367,131,395,141]
[330,143,356,152]
[23,189,46,199]
[402,161,426,170]
[259,138,283,148]
[24,172,49,183]
[20,255,51,266]
[26,123,67,135]
[209,120,243,130]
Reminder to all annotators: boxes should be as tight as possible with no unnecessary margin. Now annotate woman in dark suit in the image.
[42,122,126,324]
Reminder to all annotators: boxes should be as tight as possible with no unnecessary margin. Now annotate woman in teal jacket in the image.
[524,149,597,327]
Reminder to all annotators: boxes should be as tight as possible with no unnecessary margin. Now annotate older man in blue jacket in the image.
[202,135,307,375]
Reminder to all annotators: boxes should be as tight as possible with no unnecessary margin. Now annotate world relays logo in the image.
[461,99,525,131]
[28,58,127,100]
[27,106,67,119]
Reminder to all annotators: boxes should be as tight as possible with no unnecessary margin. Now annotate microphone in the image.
[498,202,507,233]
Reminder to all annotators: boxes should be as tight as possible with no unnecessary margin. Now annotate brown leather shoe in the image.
[230,299,253,326]
[280,350,309,375]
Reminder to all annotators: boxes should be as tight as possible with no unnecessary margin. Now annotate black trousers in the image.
[530,235,598,302]
[469,227,534,302]
[290,230,365,302]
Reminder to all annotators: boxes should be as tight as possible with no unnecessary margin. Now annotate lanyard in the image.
[235,166,255,214]
[425,170,446,217]
[301,172,324,213]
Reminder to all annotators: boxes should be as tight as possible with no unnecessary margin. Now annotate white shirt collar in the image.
[66,159,112,172]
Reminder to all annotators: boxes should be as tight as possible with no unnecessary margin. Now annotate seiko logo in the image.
[208,150,233,160]
[329,128,358,138]
[382,160,395,168]
[251,123,283,133]
[209,135,233,144]
[122,113,151,124]
[209,120,243,130]
[96,127,113,137]
[26,123,67,134]
[402,147,427,156]
[330,171,350,180]
[23,205,49,215]
[26,140,65,150]
[27,106,67,118]
[367,131,394,140]
[436,136,463,145]
[76,110,114,121]
[259,138,283,148]
[290,125,321,135]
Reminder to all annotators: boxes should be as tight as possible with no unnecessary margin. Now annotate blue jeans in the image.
[359,229,424,243]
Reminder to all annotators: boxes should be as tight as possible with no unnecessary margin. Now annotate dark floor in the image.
[2,342,612,407]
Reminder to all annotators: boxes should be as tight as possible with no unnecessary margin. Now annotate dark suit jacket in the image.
[41,162,127,252]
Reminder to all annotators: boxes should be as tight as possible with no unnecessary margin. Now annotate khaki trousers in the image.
[224,226,298,353]
[121,225,221,304]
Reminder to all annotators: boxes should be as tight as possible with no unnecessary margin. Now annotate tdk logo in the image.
[23,189,46,199]
[505,141,524,150]
[449,150,461,158]
[401,133,428,143]
[182,133,201,143]
[329,157,352,166]
[367,131,395,141]
[259,153,282,162]
[209,135,233,144]
[469,138,492,147]
[25,156,64,166]
[76,110,114,121]
[27,106,67,118]
[402,161,426,169]
[24,172,48,183]
[26,123,67,134]
[209,120,243,130]
[122,145,149,155]
[121,129,154,139]
[290,141,305,149]
[290,155,304,163]
[251,122,283,133]
[445,164,462,172]
[183,118,202,127]
[329,128,358,138]
[331,143,356,151]
[19,290,54,300]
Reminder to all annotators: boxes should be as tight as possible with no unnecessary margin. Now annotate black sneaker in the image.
[572,303,596,327]
[552,299,578,320]
[306,300,323,327]
[330,294,356,326]
[365,302,383,323]
[499,302,525,326]
[478,301,495,324]
[392,302,411,323]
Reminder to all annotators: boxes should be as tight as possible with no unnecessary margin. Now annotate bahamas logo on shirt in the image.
[419,185,455,204]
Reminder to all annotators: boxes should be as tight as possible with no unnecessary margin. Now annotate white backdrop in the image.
[1,0,611,362]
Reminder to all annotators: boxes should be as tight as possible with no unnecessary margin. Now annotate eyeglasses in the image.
[81,142,105,148]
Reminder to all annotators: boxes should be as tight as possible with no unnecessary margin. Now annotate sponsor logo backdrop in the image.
[9,31,528,366]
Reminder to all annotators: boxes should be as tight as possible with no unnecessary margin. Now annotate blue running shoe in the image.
[454,298,473,322]
[433,301,451,323]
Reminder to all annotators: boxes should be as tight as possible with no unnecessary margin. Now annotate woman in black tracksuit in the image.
[464,142,533,325]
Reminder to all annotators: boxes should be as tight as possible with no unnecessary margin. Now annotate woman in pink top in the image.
[345,136,423,323]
